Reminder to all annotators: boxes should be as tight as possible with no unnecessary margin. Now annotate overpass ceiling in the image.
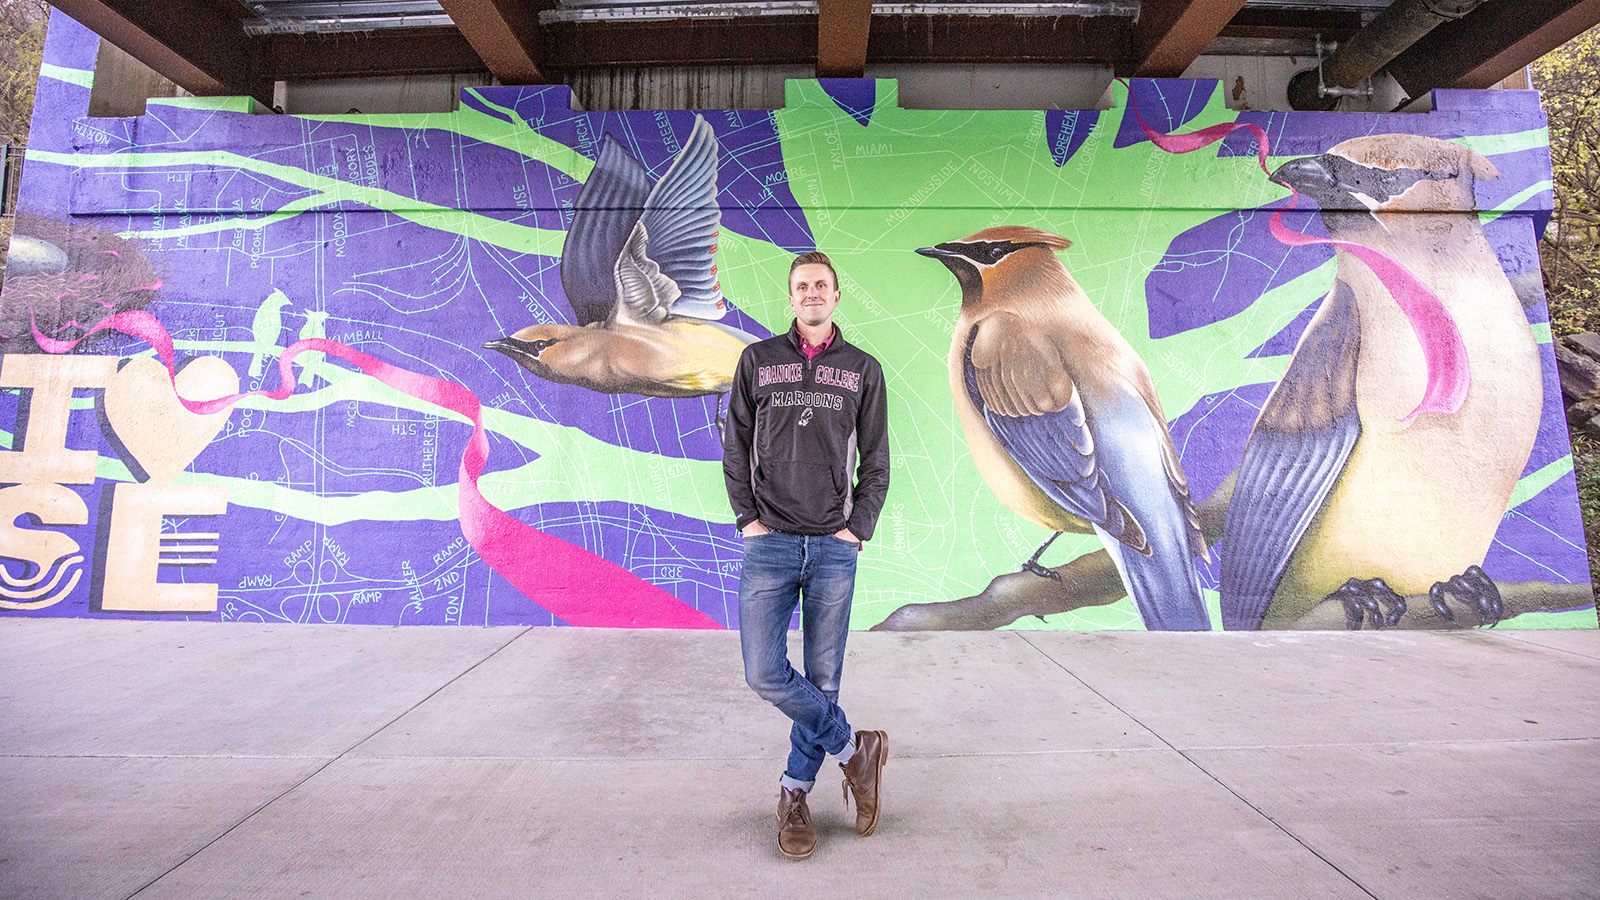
[48,0,1600,105]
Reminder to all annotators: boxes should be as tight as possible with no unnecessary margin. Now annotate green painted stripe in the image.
[145,96,256,113]
[1456,129,1550,157]
[59,346,733,526]
[39,63,92,89]
[1507,456,1573,510]
[120,211,302,240]
[294,91,595,183]
[29,149,567,256]
[1531,322,1552,344]
[1479,181,1554,223]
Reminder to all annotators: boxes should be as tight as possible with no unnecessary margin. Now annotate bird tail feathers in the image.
[1096,525,1211,632]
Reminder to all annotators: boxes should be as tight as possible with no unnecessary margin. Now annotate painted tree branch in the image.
[1288,581,1597,630]
[872,473,1235,631]
[872,471,1596,631]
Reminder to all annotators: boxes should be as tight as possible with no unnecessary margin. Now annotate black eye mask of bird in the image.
[952,240,1049,267]
[1271,155,1453,210]
[1324,156,1447,206]
[488,336,556,361]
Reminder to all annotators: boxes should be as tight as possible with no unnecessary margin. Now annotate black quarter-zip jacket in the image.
[723,322,890,540]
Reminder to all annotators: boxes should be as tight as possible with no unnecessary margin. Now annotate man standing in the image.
[722,251,891,860]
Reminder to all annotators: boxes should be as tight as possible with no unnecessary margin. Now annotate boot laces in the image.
[781,793,811,827]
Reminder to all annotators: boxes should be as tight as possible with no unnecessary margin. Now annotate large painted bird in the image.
[485,115,755,398]
[1220,135,1542,630]
[918,226,1212,631]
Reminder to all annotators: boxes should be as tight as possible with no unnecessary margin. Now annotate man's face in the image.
[788,263,841,328]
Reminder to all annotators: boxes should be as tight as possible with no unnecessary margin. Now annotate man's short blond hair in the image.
[789,250,838,287]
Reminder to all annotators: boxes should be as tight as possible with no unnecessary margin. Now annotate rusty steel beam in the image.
[50,0,269,104]
[870,14,1132,64]
[818,0,874,77]
[260,28,487,80]
[438,0,552,84]
[1387,0,1600,94]
[1130,0,1250,77]
[542,18,814,68]
[543,14,1130,70]
[1218,8,1362,43]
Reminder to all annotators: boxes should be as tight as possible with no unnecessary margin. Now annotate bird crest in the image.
[957,226,1071,250]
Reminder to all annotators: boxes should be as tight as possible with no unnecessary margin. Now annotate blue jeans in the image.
[738,530,859,785]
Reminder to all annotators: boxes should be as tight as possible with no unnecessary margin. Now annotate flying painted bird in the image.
[1220,135,1542,630]
[917,226,1212,631]
[485,115,755,399]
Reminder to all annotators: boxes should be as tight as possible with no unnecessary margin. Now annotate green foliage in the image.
[0,0,48,146]
[0,1,47,273]
[1535,24,1600,338]
[1536,26,1600,598]
[1570,434,1600,587]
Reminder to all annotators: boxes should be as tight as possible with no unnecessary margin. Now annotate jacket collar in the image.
[786,319,842,356]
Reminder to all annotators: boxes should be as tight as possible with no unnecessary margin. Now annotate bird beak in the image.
[484,337,536,361]
[916,246,956,259]
[1269,155,1337,195]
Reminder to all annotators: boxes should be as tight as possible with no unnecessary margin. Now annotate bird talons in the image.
[1021,560,1063,581]
[1019,532,1064,581]
[1329,577,1407,630]
[1427,582,1457,625]
[1427,565,1504,628]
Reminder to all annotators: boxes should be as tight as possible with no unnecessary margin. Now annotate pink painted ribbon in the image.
[34,310,722,629]
[1123,81,1469,420]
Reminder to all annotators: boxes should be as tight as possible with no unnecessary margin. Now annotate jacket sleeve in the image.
[722,347,760,531]
[846,355,890,541]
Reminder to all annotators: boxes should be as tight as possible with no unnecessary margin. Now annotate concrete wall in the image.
[0,11,1589,631]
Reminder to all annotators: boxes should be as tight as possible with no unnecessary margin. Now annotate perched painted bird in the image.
[1220,135,1542,630]
[918,227,1211,631]
[485,115,755,398]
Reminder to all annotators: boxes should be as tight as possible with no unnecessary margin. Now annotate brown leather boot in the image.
[777,787,816,860]
[840,730,887,836]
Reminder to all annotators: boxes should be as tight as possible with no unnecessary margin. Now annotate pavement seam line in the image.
[10,734,1595,764]
[1012,631,1384,900]
[121,625,534,900]
[1500,632,1600,662]
[14,730,1598,764]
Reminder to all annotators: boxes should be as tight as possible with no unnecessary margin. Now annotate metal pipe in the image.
[1288,0,1487,111]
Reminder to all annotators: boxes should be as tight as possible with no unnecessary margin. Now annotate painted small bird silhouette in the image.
[1220,135,1542,630]
[918,226,1212,631]
[485,115,755,398]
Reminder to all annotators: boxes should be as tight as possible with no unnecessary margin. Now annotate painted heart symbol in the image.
[102,356,239,483]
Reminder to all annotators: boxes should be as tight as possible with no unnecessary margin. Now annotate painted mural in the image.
[0,11,1592,631]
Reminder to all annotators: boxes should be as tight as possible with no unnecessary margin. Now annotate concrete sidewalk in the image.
[2,619,1597,900]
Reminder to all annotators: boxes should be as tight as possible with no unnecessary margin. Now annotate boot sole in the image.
[779,843,815,861]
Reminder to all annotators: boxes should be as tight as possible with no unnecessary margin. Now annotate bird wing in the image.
[962,314,1148,552]
[612,220,681,325]
[561,135,652,327]
[1131,370,1210,564]
[637,115,727,321]
[1219,279,1364,630]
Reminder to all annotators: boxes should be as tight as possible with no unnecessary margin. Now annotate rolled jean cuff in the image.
[779,774,815,793]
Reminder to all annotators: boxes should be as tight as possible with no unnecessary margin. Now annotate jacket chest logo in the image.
[814,365,862,392]
[758,363,803,386]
